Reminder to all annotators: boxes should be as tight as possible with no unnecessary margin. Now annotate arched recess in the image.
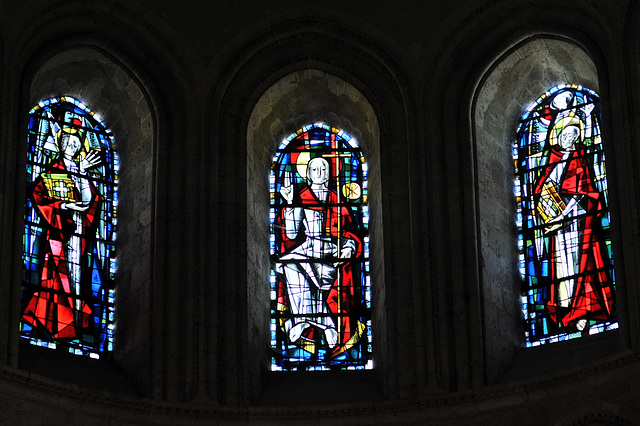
[247,71,384,403]
[209,20,415,405]
[248,70,380,372]
[622,0,640,346]
[474,37,624,383]
[10,46,155,395]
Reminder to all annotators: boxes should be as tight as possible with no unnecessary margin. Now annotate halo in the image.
[55,128,79,151]
[295,152,311,179]
[55,127,95,161]
[549,115,584,146]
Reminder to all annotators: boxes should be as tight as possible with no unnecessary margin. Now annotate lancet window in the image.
[514,85,617,345]
[21,97,118,358]
[270,123,372,370]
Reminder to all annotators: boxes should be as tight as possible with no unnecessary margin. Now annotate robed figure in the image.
[274,156,367,365]
[533,115,615,332]
[22,128,103,340]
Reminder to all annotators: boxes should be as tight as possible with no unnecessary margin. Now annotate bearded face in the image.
[558,126,579,150]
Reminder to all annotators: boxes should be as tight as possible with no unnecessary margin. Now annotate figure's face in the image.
[558,126,579,150]
[64,135,82,157]
[307,158,329,185]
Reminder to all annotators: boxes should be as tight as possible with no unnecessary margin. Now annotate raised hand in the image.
[583,102,595,116]
[280,171,294,204]
[80,150,102,173]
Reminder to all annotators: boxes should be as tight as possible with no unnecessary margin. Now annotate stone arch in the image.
[473,36,623,383]
[10,45,155,395]
[210,21,414,404]
[0,0,199,401]
[415,0,630,390]
[248,69,380,372]
[621,0,640,343]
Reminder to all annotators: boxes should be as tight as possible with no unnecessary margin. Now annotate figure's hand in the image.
[339,247,353,259]
[280,172,294,204]
[333,246,354,267]
[583,103,595,116]
[65,202,90,212]
[544,223,562,234]
[544,214,564,234]
[80,150,102,173]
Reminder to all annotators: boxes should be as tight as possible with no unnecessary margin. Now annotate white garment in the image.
[63,158,92,311]
[276,197,355,346]
[536,153,585,307]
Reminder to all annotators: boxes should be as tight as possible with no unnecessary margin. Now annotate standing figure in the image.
[533,117,614,331]
[275,157,364,355]
[22,128,102,340]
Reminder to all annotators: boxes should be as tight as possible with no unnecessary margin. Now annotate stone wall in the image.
[0,0,639,424]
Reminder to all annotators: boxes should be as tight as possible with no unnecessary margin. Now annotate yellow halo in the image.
[296,152,311,179]
[549,115,584,146]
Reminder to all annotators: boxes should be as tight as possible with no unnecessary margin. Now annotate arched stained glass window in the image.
[515,85,616,346]
[21,97,118,358]
[270,123,371,370]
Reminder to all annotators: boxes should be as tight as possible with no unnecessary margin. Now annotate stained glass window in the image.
[270,123,372,370]
[515,85,617,346]
[20,97,118,358]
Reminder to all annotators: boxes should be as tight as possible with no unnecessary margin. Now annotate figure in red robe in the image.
[22,129,102,340]
[275,157,364,357]
[534,123,614,331]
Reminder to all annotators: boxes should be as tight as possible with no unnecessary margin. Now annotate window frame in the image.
[269,122,372,371]
[514,84,617,346]
[20,96,118,359]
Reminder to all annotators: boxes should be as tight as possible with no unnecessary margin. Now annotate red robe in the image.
[22,159,101,339]
[534,145,614,327]
[276,186,364,355]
